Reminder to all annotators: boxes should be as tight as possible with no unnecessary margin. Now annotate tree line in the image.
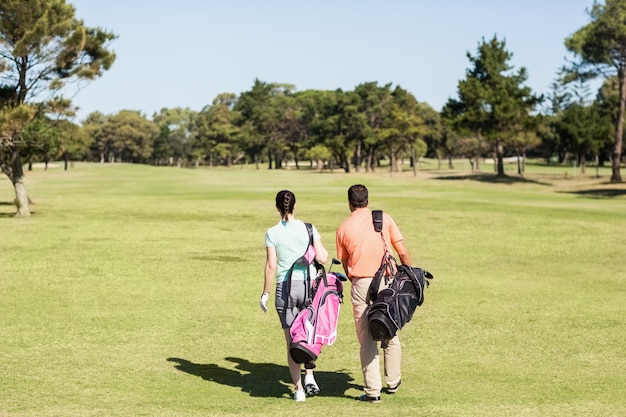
[2,0,626,217]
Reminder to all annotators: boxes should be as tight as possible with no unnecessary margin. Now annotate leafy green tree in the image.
[193,95,239,167]
[445,36,542,177]
[595,77,623,168]
[509,122,542,175]
[82,111,109,162]
[99,111,159,163]
[235,80,294,169]
[556,102,607,174]
[413,101,441,171]
[438,118,462,169]
[277,94,310,170]
[354,82,393,172]
[152,124,172,166]
[565,0,626,182]
[237,120,265,169]
[19,115,61,170]
[292,89,328,168]
[294,89,349,171]
[265,92,300,170]
[304,144,332,171]
[153,107,196,166]
[20,116,90,170]
[0,0,116,216]
[382,86,429,175]
[540,73,613,169]
[326,89,360,173]
[57,119,91,169]
[319,89,360,173]
[537,75,573,163]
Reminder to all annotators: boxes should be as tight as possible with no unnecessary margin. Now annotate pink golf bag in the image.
[289,260,346,369]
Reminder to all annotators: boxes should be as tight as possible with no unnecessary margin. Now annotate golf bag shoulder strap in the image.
[367,210,398,303]
[304,223,327,293]
[372,210,383,232]
[286,223,315,307]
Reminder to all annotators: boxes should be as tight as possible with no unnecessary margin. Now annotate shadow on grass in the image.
[167,357,358,398]
[561,188,626,198]
[432,173,552,186]
[0,201,15,218]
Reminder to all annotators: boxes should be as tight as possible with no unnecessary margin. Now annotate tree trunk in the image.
[341,150,350,173]
[11,150,31,217]
[14,176,31,217]
[354,142,362,172]
[496,140,505,176]
[580,154,586,175]
[472,155,481,173]
[611,69,625,183]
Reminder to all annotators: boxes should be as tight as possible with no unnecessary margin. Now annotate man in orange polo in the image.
[336,184,412,403]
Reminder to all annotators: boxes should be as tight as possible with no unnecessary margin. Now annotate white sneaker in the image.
[293,390,306,402]
[305,382,320,396]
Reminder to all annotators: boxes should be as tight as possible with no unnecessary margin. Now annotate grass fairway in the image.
[1,162,625,417]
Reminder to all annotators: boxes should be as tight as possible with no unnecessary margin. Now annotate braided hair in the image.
[275,190,296,221]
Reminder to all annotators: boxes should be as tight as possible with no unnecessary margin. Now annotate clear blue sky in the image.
[68,0,597,122]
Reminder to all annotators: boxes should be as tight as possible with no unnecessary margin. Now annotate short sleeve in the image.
[264,230,275,248]
[385,213,404,243]
[311,224,322,241]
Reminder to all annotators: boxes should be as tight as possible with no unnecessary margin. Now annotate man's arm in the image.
[393,239,412,266]
[336,230,350,277]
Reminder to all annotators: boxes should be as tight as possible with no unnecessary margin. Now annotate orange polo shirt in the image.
[336,207,404,279]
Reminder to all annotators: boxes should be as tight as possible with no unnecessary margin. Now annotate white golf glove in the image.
[260,292,269,313]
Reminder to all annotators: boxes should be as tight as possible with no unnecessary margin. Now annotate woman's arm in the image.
[263,246,277,294]
[313,238,329,264]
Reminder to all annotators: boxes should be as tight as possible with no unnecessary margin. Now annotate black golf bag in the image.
[365,210,434,341]
[366,264,433,341]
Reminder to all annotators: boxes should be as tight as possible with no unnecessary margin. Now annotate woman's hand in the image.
[259,292,269,312]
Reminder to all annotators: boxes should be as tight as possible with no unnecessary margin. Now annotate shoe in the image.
[293,390,305,402]
[386,379,401,394]
[358,394,381,403]
[305,383,320,396]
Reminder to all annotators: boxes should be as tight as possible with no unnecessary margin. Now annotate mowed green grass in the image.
[0,162,625,417]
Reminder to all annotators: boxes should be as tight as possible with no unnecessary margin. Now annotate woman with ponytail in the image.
[261,190,329,402]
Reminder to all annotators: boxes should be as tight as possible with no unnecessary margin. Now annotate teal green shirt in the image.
[265,219,321,283]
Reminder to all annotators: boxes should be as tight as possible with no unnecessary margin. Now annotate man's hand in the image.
[259,292,269,313]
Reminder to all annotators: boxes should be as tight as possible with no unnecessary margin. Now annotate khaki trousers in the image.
[350,277,401,397]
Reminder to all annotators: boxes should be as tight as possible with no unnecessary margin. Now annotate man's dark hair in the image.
[348,184,368,208]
